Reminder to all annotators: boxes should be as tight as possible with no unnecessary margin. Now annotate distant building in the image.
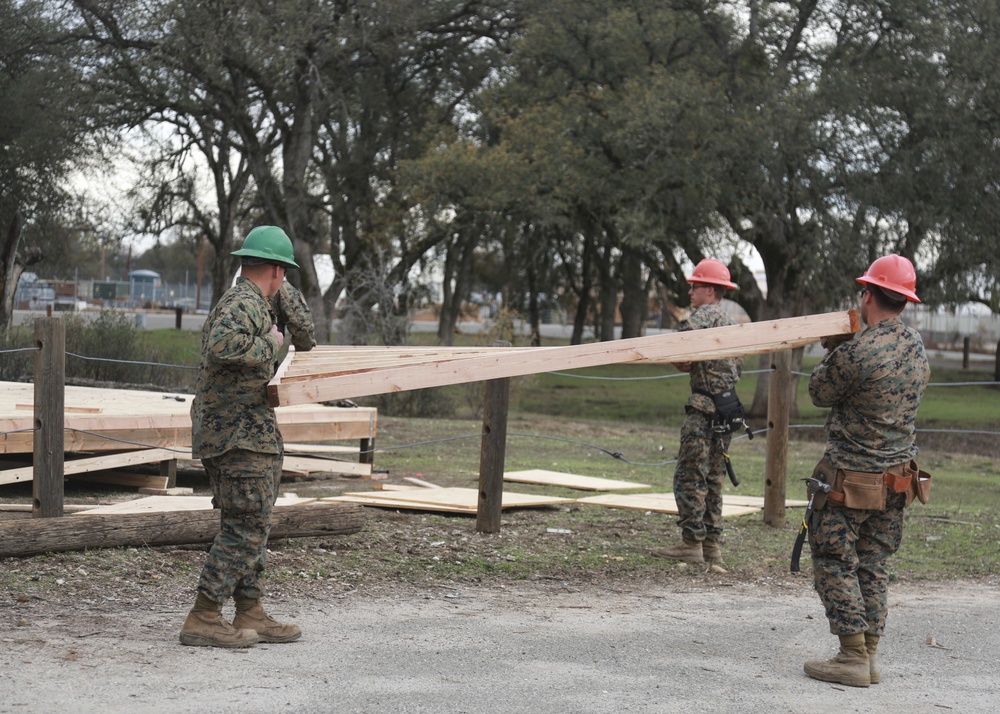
[128,270,162,306]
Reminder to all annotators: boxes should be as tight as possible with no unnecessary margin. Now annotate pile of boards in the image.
[0,381,377,492]
[323,469,807,517]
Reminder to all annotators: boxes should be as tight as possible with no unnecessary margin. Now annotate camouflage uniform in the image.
[673,303,743,543]
[807,315,929,636]
[272,281,317,352]
[190,276,284,604]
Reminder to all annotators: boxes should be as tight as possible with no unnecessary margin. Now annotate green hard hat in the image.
[231,225,299,268]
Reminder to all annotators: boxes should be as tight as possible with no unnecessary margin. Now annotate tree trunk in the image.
[0,211,26,331]
[619,247,645,339]
[570,231,595,345]
[598,243,617,342]
[995,337,1000,382]
[438,235,475,345]
[0,502,365,558]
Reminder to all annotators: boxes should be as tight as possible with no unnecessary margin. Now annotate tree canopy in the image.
[3,0,998,348]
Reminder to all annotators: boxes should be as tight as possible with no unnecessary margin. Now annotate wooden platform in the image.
[0,381,378,486]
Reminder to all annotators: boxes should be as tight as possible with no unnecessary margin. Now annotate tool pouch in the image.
[912,460,932,505]
[828,468,886,510]
[697,388,748,436]
[885,463,915,506]
[883,460,932,506]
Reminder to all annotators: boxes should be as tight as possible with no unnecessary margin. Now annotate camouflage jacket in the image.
[191,276,283,459]
[679,302,743,414]
[272,281,317,352]
[809,315,929,471]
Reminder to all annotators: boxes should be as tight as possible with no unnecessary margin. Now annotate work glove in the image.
[820,333,854,351]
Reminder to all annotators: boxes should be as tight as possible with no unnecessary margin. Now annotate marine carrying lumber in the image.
[267,310,859,407]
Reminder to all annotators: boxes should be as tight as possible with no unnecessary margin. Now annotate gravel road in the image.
[1,578,996,713]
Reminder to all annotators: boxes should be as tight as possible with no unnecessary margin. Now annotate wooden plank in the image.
[0,501,364,557]
[279,346,535,379]
[74,494,317,515]
[337,487,574,510]
[16,403,102,414]
[280,455,372,477]
[323,495,474,514]
[722,495,809,508]
[0,396,376,455]
[68,473,170,490]
[576,492,762,517]
[503,469,650,491]
[283,443,361,455]
[268,310,859,406]
[0,503,93,513]
[402,476,442,488]
[0,448,187,486]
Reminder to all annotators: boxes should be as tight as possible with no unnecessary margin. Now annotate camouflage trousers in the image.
[672,408,730,542]
[196,449,283,603]
[808,492,907,636]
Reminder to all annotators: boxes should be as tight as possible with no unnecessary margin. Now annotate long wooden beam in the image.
[268,310,859,407]
[0,447,186,486]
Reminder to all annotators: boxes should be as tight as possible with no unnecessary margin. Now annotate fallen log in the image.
[0,502,365,558]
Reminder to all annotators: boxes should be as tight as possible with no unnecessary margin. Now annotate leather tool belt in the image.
[812,458,931,511]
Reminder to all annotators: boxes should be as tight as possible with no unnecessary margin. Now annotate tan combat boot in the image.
[232,597,302,643]
[804,633,871,687]
[865,634,880,684]
[703,539,727,572]
[651,537,704,564]
[179,593,259,648]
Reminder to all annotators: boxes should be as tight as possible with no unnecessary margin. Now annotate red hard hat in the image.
[687,258,737,289]
[856,254,920,303]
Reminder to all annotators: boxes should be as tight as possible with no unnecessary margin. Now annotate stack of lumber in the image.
[0,381,377,489]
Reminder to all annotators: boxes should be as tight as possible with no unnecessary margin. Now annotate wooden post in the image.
[359,437,375,465]
[763,350,791,528]
[33,317,65,518]
[159,458,178,488]
[174,306,184,329]
[477,377,510,534]
[963,336,970,370]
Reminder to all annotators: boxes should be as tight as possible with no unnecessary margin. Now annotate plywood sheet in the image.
[722,495,810,509]
[332,486,573,511]
[503,469,650,491]
[576,492,761,518]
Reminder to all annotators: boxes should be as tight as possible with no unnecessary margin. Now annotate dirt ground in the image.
[1,410,997,713]
[1,566,997,713]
